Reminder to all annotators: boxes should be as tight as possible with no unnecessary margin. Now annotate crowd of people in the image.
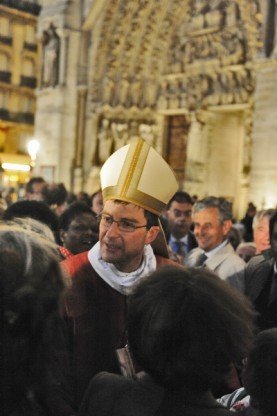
[1,137,277,416]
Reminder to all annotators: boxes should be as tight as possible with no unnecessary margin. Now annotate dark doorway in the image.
[165,115,190,186]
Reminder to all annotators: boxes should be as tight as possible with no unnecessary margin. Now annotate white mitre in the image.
[100,138,178,216]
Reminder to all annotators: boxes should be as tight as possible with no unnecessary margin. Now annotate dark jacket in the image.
[245,255,276,330]
[80,372,232,416]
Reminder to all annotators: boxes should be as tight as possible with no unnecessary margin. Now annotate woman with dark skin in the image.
[59,201,99,256]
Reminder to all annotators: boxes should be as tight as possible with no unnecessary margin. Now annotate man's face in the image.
[270,221,277,261]
[99,200,159,272]
[167,201,193,239]
[27,182,45,201]
[254,216,270,254]
[62,213,99,255]
[193,207,232,252]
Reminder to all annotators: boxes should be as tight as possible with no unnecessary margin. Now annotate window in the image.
[25,25,36,44]
[21,96,33,113]
[0,52,9,71]
[22,58,35,77]
[0,17,10,37]
[0,92,7,108]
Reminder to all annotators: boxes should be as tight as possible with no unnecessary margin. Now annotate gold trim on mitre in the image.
[100,138,178,215]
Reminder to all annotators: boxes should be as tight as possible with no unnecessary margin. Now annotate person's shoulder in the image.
[247,254,267,266]
[246,254,271,273]
[225,246,246,268]
[155,255,184,268]
[80,372,135,416]
[61,251,90,279]
[92,371,134,387]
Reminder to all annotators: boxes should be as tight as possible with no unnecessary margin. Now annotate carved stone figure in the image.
[111,122,128,150]
[42,24,60,88]
[98,118,114,164]
[138,123,157,146]
[102,77,115,104]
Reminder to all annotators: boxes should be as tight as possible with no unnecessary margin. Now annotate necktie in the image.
[195,252,207,267]
[172,241,185,256]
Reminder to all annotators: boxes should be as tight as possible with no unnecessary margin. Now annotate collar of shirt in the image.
[169,234,189,246]
[204,239,228,259]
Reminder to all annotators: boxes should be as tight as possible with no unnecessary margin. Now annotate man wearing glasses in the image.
[61,138,178,408]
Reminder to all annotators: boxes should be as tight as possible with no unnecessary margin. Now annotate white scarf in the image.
[88,241,157,295]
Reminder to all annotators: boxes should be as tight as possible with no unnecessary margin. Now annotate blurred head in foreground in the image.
[128,265,255,393]
[0,225,64,415]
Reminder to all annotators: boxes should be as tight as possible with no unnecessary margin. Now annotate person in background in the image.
[185,196,245,292]
[244,211,277,330]
[80,266,255,416]
[59,201,99,258]
[0,225,66,416]
[236,243,256,264]
[42,182,68,216]
[3,200,60,244]
[241,328,277,416]
[241,203,257,243]
[218,329,277,415]
[90,190,103,215]
[166,191,197,263]
[76,191,91,207]
[228,226,242,251]
[25,177,46,201]
[252,209,276,255]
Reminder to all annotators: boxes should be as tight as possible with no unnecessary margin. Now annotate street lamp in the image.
[27,139,40,168]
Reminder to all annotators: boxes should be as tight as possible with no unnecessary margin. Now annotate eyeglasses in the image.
[97,214,148,233]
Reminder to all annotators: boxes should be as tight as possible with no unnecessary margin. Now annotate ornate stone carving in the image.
[87,0,261,116]
[95,117,157,164]
[41,24,60,88]
[97,118,114,164]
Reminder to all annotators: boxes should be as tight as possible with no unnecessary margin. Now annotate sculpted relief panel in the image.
[84,0,262,179]
[87,0,261,116]
[160,0,262,112]
[96,117,158,164]
[89,0,189,111]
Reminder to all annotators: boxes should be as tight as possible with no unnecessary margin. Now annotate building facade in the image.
[0,0,40,191]
[35,0,277,218]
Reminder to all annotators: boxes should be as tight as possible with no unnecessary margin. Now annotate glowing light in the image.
[2,163,31,172]
[27,139,40,161]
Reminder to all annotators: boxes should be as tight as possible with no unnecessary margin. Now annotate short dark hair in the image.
[167,191,193,209]
[144,209,159,229]
[3,200,59,235]
[243,329,277,416]
[127,266,255,392]
[25,176,46,194]
[59,201,96,231]
[42,183,68,207]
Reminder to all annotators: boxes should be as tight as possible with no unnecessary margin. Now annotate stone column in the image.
[56,28,69,86]
[73,87,87,193]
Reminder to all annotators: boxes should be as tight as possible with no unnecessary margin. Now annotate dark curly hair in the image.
[127,266,255,392]
[59,201,97,231]
[0,226,64,414]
